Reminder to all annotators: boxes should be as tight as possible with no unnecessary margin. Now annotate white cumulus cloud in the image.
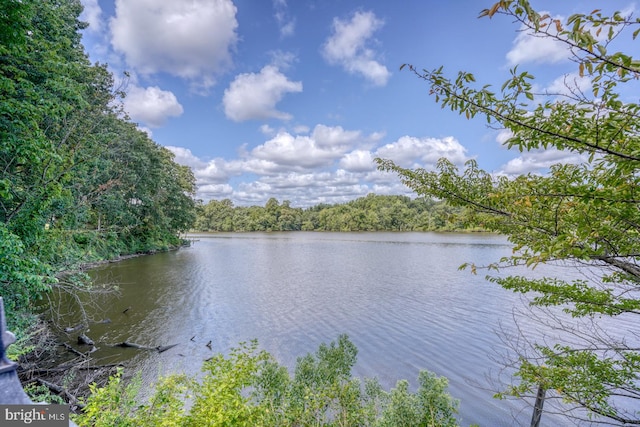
[162,126,428,206]
[80,0,103,33]
[311,124,361,148]
[250,125,365,170]
[198,159,233,184]
[375,136,469,168]
[546,72,591,96]
[166,146,207,170]
[198,183,234,200]
[495,129,514,145]
[124,85,184,128]
[322,11,390,86]
[498,149,585,176]
[340,150,375,172]
[506,15,569,65]
[223,65,302,122]
[110,0,238,91]
[251,133,338,169]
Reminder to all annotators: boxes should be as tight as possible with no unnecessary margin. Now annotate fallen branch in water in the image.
[157,344,178,353]
[112,341,151,349]
[77,334,94,346]
[62,342,89,358]
[112,341,178,353]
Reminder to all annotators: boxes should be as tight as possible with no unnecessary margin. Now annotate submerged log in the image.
[62,342,88,358]
[77,334,94,346]
[156,344,178,353]
[112,341,152,350]
[64,324,85,333]
[112,341,178,353]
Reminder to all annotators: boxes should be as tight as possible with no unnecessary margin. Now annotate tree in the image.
[77,120,196,249]
[0,0,197,327]
[192,195,470,232]
[195,199,235,231]
[0,0,107,245]
[0,0,117,324]
[378,1,640,424]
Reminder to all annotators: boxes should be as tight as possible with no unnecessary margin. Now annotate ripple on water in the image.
[54,232,616,426]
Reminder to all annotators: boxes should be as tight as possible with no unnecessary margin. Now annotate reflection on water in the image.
[46,232,625,426]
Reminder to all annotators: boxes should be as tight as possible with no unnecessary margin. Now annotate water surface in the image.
[50,232,613,426]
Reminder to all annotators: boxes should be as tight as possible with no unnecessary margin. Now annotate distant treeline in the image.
[194,194,482,232]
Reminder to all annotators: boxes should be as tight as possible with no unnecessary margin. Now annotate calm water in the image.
[48,232,615,426]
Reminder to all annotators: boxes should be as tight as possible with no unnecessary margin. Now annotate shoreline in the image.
[59,242,190,275]
[21,243,190,409]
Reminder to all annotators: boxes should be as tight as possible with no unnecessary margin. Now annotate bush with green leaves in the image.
[74,335,461,427]
[0,223,55,329]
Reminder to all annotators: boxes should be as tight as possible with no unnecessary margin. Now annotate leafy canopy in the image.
[0,0,197,328]
[378,1,640,425]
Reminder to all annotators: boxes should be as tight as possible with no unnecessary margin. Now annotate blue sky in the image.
[78,0,635,207]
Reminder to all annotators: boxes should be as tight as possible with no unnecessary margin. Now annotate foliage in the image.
[375,371,459,427]
[5,331,35,362]
[74,335,461,427]
[186,340,269,426]
[0,0,197,328]
[0,223,55,318]
[74,369,142,427]
[194,194,477,232]
[377,1,640,424]
[23,383,66,405]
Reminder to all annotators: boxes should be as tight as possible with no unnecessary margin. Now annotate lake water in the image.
[49,232,609,426]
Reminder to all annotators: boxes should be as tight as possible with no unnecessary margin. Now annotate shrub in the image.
[74,335,461,427]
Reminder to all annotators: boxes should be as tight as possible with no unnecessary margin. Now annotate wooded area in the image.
[194,195,476,232]
[0,0,196,330]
